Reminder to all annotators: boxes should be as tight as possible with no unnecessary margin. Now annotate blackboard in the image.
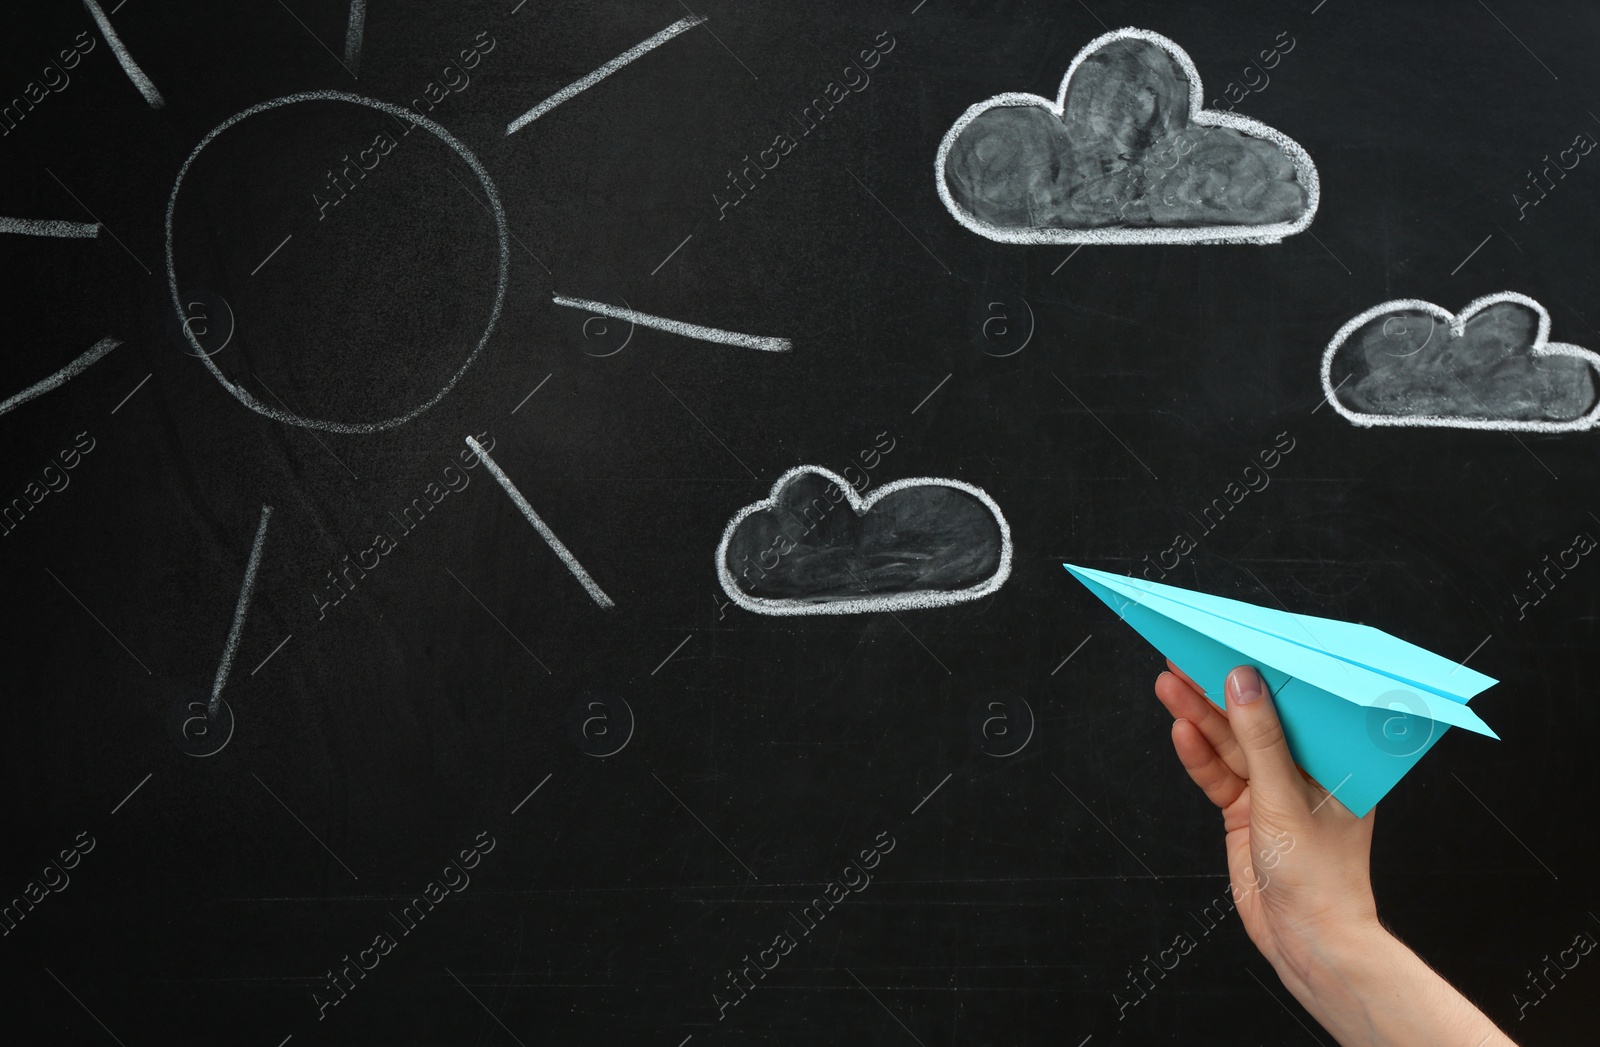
[3,1,1597,1044]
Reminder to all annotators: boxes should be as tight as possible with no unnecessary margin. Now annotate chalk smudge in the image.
[718,467,1012,615]
[936,28,1318,245]
[1322,292,1600,431]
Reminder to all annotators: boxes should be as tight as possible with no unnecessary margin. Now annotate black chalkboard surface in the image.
[2,1,1597,1044]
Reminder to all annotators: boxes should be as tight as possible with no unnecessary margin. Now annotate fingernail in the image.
[1226,666,1263,705]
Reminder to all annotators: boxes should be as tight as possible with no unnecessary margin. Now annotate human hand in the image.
[1153,661,1382,992]
[1153,661,1518,1046]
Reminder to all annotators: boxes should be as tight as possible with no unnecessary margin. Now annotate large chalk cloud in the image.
[936,28,1319,245]
[717,467,1012,615]
[1321,292,1600,431]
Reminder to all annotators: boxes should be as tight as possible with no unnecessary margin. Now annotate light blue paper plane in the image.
[1064,564,1499,816]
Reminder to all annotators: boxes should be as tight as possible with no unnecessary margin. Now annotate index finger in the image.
[1166,660,1208,702]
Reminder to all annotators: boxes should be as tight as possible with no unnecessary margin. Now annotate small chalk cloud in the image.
[717,467,1012,615]
[936,28,1318,245]
[1322,292,1600,432]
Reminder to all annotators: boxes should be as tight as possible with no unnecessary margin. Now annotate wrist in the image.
[1268,920,1512,1047]
[1271,913,1392,1004]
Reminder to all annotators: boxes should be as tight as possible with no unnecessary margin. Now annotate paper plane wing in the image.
[1064,564,1499,816]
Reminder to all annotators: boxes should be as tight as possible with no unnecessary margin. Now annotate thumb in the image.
[1224,665,1302,801]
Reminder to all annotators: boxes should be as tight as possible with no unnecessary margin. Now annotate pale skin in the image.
[1154,661,1518,1047]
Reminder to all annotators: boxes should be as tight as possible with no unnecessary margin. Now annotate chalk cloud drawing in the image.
[936,28,1319,245]
[1321,292,1600,431]
[716,467,1012,615]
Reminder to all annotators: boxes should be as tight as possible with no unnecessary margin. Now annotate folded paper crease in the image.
[1064,563,1499,816]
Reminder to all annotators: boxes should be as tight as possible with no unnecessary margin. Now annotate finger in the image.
[1165,659,1203,694]
[1154,671,1248,779]
[1164,658,1235,723]
[1224,665,1305,803]
[1172,718,1247,810]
